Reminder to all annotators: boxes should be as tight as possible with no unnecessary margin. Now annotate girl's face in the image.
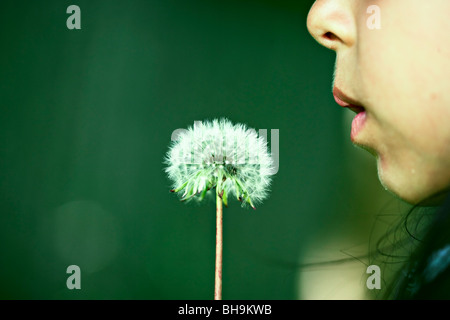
[307,0,450,204]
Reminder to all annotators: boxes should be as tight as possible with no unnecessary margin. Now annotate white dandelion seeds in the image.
[163,118,276,300]
[164,118,275,209]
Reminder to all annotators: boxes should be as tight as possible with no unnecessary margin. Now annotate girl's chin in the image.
[377,164,446,206]
[375,158,415,203]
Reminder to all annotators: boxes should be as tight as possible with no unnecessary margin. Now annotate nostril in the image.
[323,32,337,41]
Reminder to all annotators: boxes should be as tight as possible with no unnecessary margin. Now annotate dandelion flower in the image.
[165,118,275,208]
[164,118,276,300]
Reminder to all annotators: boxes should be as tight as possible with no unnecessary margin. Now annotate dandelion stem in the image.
[214,190,223,300]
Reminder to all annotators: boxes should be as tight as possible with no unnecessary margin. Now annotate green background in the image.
[0,0,393,299]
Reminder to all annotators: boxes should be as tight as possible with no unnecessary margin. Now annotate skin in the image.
[307,0,450,205]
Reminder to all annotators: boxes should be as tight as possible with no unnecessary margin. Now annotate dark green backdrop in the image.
[0,0,387,299]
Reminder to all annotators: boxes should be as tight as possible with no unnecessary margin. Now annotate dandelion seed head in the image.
[164,118,275,208]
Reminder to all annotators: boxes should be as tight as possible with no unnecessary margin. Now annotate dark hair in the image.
[293,189,450,299]
[371,190,450,299]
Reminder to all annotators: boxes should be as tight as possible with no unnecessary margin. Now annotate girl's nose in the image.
[307,0,356,51]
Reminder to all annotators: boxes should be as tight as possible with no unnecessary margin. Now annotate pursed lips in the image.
[332,86,365,114]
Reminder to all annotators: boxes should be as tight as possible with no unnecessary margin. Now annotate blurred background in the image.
[0,0,401,299]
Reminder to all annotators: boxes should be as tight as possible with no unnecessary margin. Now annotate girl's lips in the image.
[351,111,367,141]
[332,87,365,113]
[332,86,367,139]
